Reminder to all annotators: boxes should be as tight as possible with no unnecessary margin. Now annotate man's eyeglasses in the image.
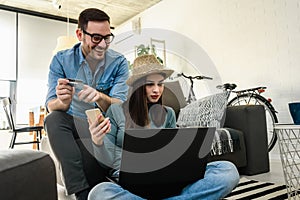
[82,29,114,44]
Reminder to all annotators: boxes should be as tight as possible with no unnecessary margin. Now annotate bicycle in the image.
[179,73,213,104]
[217,83,278,152]
[176,73,278,152]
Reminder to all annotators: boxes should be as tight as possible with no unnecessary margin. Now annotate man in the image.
[44,8,129,200]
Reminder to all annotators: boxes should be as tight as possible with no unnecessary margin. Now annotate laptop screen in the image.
[119,127,215,199]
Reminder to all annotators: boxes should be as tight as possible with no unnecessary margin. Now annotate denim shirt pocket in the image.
[96,82,113,96]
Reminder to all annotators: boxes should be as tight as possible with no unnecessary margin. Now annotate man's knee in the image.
[45,111,68,124]
[44,111,72,136]
[45,110,70,127]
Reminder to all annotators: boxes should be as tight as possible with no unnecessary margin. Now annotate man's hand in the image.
[88,116,111,146]
[77,84,121,112]
[77,85,101,103]
[56,78,75,107]
[48,78,75,112]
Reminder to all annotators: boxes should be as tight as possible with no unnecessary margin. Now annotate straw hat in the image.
[126,54,174,86]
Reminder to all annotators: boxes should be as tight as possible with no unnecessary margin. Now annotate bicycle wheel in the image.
[228,93,278,152]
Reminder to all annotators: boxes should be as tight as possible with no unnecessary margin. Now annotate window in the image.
[0,9,17,81]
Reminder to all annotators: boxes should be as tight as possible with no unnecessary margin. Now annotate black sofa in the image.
[42,105,270,195]
[0,105,269,199]
[0,149,57,200]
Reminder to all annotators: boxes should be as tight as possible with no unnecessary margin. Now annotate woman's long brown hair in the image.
[123,77,166,129]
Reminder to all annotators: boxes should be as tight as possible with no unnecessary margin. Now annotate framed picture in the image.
[150,38,166,65]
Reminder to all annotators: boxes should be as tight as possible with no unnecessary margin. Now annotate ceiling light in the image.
[53,0,77,54]
[52,0,62,10]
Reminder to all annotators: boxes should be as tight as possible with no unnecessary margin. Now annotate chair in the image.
[0,97,43,149]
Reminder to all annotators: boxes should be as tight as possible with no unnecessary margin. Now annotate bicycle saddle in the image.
[216,83,237,91]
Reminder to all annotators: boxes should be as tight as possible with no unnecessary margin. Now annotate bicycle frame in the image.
[180,73,213,104]
[231,87,277,113]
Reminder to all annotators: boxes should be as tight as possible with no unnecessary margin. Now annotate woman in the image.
[87,54,239,200]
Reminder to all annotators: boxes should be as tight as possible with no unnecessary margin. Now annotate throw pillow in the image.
[176,92,228,128]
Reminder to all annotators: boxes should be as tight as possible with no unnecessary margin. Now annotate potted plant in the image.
[136,44,163,64]
[128,44,164,70]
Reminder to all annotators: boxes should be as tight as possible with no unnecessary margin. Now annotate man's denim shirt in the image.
[45,43,129,119]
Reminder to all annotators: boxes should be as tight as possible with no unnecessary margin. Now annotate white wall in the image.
[112,0,300,158]
[114,0,300,125]
[16,14,77,124]
[6,0,298,124]
[1,1,299,156]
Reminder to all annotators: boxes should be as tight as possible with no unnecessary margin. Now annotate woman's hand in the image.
[88,115,111,146]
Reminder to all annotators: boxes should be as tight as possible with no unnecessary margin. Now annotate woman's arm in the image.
[165,106,177,128]
[91,103,125,170]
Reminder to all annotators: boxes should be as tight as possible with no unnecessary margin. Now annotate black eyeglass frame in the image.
[82,29,114,44]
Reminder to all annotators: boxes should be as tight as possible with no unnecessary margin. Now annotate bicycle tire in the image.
[228,93,278,152]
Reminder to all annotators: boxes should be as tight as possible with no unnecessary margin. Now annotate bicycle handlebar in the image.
[180,73,213,80]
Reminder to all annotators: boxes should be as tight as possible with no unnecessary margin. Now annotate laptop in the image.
[118,127,216,199]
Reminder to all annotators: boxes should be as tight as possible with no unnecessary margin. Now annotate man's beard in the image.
[90,46,107,60]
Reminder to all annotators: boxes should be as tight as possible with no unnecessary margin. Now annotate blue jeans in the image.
[88,161,239,200]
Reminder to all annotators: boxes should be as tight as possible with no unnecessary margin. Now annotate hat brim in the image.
[126,67,174,86]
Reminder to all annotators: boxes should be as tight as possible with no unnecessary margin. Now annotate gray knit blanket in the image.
[211,128,234,156]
